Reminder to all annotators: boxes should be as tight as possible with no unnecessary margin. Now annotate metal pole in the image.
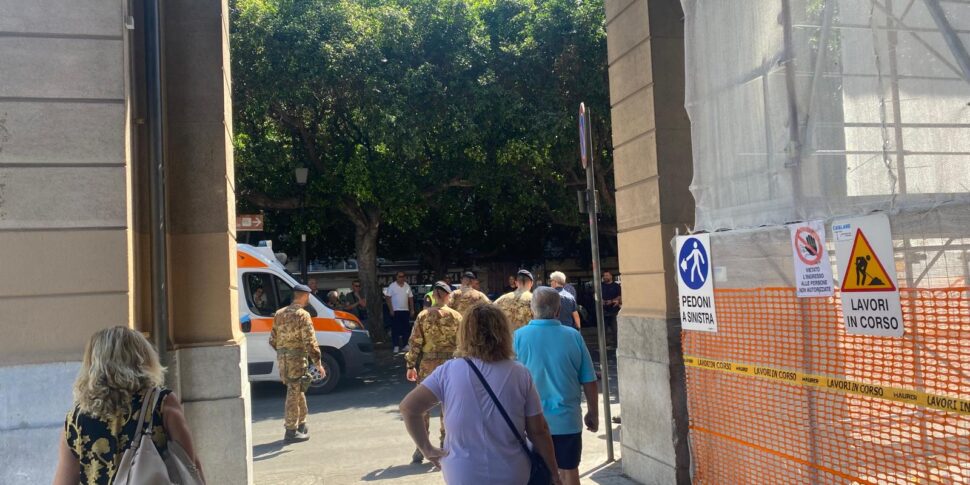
[145,0,169,365]
[301,232,308,284]
[300,192,307,284]
[585,107,615,462]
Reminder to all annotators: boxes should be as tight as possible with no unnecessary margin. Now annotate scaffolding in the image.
[680,0,970,482]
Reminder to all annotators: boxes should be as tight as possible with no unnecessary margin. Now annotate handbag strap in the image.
[463,358,531,457]
[145,387,163,433]
[127,387,158,452]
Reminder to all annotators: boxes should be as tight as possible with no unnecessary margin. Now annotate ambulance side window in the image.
[244,272,277,317]
[272,276,317,317]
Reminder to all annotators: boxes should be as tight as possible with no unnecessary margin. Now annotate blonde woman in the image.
[400,305,561,484]
[53,326,203,485]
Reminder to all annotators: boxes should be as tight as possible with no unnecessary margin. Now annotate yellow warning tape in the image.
[684,355,970,416]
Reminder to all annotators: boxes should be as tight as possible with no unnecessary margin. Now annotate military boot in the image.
[298,423,309,435]
[284,428,310,443]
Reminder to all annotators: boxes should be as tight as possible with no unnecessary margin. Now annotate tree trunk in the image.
[355,224,383,339]
[344,202,385,340]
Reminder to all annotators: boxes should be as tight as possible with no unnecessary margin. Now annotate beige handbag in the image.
[113,388,205,485]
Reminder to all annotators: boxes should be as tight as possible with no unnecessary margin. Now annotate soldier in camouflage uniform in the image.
[449,271,491,317]
[269,284,325,443]
[405,281,462,463]
[494,269,535,332]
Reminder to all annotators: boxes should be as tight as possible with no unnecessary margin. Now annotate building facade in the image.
[607,1,970,483]
[0,0,251,482]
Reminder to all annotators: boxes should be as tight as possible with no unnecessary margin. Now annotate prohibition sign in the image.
[794,226,823,265]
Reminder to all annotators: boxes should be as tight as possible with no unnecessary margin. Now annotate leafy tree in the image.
[231,0,612,335]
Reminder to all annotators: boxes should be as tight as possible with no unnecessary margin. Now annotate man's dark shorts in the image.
[551,432,583,470]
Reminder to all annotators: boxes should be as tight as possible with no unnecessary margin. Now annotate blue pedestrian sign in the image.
[678,237,709,290]
[675,234,717,332]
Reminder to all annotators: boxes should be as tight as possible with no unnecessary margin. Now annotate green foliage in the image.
[232,0,612,264]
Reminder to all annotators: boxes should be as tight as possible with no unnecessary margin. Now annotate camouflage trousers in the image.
[418,358,449,445]
[284,382,308,430]
[279,355,310,431]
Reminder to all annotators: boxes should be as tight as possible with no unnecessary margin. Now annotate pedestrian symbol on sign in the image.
[678,238,709,290]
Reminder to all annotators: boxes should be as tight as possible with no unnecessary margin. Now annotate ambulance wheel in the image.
[307,352,341,394]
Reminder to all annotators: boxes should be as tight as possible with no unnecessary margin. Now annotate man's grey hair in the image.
[549,271,566,285]
[531,286,561,319]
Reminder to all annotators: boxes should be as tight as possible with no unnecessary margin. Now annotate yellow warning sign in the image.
[840,229,896,292]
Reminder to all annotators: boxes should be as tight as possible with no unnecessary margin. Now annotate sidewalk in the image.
[351,398,633,485]
[251,346,639,484]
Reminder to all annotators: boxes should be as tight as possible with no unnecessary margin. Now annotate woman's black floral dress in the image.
[64,388,172,484]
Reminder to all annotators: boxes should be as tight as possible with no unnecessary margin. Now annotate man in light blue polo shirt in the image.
[514,287,599,485]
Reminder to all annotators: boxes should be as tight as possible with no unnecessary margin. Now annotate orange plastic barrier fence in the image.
[683,287,970,484]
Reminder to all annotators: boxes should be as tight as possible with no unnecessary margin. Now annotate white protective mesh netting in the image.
[681,0,970,233]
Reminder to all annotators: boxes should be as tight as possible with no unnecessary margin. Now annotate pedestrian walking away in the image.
[385,272,415,352]
[514,287,599,485]
[494,269,535,332]
[404,280,462,464]
[549,271,581,329]
[270,284,326,443]
[53,326,205,485]
[399,304,562,485]
[449,271,491,317]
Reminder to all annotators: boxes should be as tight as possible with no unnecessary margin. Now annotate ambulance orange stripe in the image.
[238,253,269,268]
[249,317,348,333]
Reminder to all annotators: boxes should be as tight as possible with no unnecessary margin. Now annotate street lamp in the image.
[295,167,309,283]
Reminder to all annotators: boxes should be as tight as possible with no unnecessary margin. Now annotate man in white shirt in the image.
[385,272,415,352]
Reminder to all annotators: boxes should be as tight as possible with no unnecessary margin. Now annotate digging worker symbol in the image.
[854,254,885,287]
[269,283,325,443]
[405,280,462,464]
[855,255,871,286]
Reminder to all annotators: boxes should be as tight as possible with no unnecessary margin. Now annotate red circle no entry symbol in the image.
[794,226,823,265]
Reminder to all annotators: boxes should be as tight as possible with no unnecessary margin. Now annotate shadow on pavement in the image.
[253,439,290,462]
[251,349,413,423]
[596,424,621,442]
[582,460,636,484]
[360,463,438,481]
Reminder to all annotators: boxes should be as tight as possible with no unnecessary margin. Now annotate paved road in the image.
[251,343,633,484]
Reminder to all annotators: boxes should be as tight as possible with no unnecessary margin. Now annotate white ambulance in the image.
[238,243,374,393]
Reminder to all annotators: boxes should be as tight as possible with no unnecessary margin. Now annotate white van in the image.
[238,243,374,393]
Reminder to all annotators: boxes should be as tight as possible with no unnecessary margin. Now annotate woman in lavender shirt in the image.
[400,305,561,485]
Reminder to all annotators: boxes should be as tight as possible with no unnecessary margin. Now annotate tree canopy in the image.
[231,0,613,331]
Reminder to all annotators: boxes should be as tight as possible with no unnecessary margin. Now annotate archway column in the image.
[606,0,693,483]
[161,0,252,483]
